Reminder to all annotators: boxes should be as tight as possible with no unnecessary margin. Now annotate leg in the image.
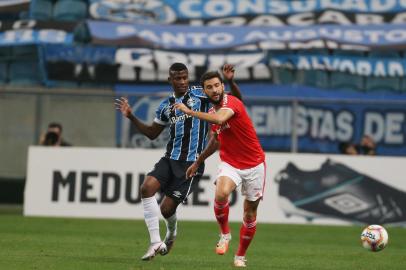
[214,176,236,234]
[160,196,179,236]
[234,161,265,267]
[160,196,179,255]
[234,199,260,267]
[140,176,167,260]
[214,176,236,255]
[141,175,162,244]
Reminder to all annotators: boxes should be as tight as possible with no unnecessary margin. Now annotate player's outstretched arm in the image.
[222,64,242,101]
[173,103,233,125]
[115,97,164,140]
[186,131,219,179]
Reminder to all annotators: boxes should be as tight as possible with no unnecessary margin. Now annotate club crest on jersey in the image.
[215,122,230,135]
[187,98,195,108]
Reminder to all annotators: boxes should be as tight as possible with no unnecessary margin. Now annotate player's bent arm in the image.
[189,108,234,126]
[222,63,242,101]
[127,114,165,140]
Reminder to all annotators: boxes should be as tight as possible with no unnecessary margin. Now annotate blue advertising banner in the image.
[88,0,406,26]
[115,85,406,156]
[0,20,75,46]
[43,44,116,64]
[87,21,406,50]
[270,54,406,77]
[245,99,406,156]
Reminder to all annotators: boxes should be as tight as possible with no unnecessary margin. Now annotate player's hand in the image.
[115,97,132,118]
[222,64,235,81]
[173,103,192,114]
[186,162,199,179]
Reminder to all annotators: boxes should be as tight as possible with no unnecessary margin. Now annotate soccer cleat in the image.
[216,233,231,255]
[160,234,176,256]
[234,256,247,267]
[141,242,167,261]
[275,159,406,225]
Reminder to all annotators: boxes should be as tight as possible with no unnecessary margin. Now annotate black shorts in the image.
[147,157,205,203]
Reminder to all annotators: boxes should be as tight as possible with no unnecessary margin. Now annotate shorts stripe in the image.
[182,176,195,203]
[262,161,267,199]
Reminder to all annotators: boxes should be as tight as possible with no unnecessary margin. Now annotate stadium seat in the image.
[330,72,364,91]
[11,45,38,60]
[0,47,12,61]
[9,61,42,86]
[95,63,118,83]
[0,62,8,84]
[73,22,91,44]
[272,67,296,85]
[401,78,406,92]
[365,77,401,92]
[297,49,330,56]
[297,70,329,88]
[30,0,53,20]
[369,51,401,58]
[333,50,366,57]
[53,0,87,21]
[49,80,79,89]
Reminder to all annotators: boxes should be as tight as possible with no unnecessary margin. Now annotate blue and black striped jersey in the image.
[154,86,211,162]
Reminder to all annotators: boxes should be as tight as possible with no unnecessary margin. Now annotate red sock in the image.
[214,199,230,234]
[236,218,257,256]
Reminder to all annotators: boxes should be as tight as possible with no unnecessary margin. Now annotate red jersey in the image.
[210,94,265,169]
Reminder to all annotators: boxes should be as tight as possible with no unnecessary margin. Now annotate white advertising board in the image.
[24,146,406,225]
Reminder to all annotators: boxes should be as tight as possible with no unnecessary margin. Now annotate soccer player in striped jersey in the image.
[174,70,266,268]
[115,63,241,261]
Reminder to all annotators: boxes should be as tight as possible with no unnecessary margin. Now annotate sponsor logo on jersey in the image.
[170,113,192,124]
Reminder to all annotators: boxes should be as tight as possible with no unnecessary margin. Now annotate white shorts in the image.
[216,161,266,201]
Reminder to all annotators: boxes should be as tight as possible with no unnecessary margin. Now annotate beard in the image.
[209,92,224,105]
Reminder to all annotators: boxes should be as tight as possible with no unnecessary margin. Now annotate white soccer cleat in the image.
[160,234,176,256]
[141,242,167,261]
[234,256,247,267]
[216,233,231,255]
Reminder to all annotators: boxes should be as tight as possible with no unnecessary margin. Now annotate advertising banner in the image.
[43,46,270,83]
[88,0,406,26]
[24,147,406,226]
[86,21,406,50]
[270,54,406,77]
[43,46,406,83]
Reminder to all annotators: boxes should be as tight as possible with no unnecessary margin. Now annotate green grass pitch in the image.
[0,212,405,270]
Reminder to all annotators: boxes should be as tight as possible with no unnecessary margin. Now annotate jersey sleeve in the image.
[154,99,170,126]
[220,95,239,115]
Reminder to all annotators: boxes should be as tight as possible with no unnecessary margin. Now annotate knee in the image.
[160,202,176,218]
[141,177,159,198]
[215,190,230,202]
[243,211,257,221]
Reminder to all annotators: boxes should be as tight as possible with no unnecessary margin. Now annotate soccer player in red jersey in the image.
[173,70,266,267]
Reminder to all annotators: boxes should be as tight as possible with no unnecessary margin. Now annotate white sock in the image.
[164,213,177,238]
[142,196,161,244]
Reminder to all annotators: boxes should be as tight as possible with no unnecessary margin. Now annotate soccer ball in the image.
[360,224,388,252]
